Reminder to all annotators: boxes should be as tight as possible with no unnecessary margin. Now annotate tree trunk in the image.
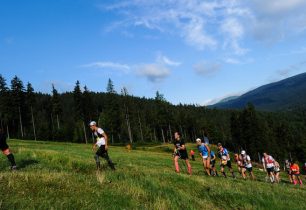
[138,112,144,142]
[168,124,173,142]
[51,113,54,131]
[161,128,165,144]
[6,125,10,140]
[154,128,157,142]
[125,106,133,144]
[82,121,88,144]
[31,106,37,141]
[56,114,60,130]
[179,125,183,136]
[18,106,24,138]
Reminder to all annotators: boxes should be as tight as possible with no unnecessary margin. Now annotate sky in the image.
[1,0,306,105]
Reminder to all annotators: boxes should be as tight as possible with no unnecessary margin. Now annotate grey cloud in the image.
[193,61,221,77]
[137,64,170,82]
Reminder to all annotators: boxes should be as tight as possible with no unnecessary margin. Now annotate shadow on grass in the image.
[17,159,39,170]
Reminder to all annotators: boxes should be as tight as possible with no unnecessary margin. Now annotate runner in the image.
[274,160,281,183]
[290,160,303,186]
[210,150,218,176]
[234,153,243,176]
[241,150,255,180]
[285,159,293,183]
[196,138,211,176]
[190,149,195,161]
[89,121,115,170]
[262,152,275,183]
[217,143,235,178]
[173,131,192,175]
[0,128,17,171]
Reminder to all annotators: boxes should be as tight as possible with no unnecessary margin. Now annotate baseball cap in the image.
[89,121,96,126]
[196,138,201,143]
[241,150,246,155]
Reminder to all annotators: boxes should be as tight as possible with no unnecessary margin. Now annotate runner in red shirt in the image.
[290,161,303,186]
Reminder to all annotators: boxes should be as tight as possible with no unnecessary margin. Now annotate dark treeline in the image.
[1,75,306,162]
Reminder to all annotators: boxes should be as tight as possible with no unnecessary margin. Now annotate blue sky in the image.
[1,0,306,105]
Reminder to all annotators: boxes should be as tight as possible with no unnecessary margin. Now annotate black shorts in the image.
[292,173,300,177]
[221,160,232,168]
[246,167,253,172]
[176,151,188,160]
[96,145,108,157]
[210,160,216,167]
[267,167,274,174]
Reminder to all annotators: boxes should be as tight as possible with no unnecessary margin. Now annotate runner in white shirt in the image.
[89,121,115,170]
[262,152,275,183]
[241,150,255,180]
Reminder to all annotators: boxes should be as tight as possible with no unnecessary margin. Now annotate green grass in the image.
[1,140,305,210]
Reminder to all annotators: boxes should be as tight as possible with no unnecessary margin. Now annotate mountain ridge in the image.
[211,72,306,111]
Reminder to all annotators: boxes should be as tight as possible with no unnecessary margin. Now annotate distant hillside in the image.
[212,72,306,111]
[217,96,240,104]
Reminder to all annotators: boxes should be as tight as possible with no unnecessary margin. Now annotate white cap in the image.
[89,121,96,126]
[241,150,246,155]
[196,138,201,143]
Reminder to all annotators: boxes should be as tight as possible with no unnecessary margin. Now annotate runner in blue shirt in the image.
[217,143,235,178]
[196,138,211,176]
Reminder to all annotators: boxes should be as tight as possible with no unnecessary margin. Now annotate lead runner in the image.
[89,121,115,170]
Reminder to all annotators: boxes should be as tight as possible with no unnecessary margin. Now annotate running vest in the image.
[94,128,106,147]
[242,155,252,168]
[264,156,274,168]
[219,148,230,161]
[198,143,209,157]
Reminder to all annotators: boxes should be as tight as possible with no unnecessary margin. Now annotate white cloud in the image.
[81,62,130,72]
[137,64,170,82]
[193,61,221,76]
[221,18,244,39]
[246,0,306,42]
[251,0,306,15]
[224,58,241,64]
[101,0,240,51]
[101,0,306,53]
[156,54,181,66]
[202,92,241,106]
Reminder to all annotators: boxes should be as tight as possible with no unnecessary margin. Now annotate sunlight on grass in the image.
[0,140,305,210]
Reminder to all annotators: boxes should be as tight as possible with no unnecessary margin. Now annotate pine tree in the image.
[106,78,116,94]
[10,76,25,138]
[51,84,62,130]
[73,80,83,121]
[72,81,87,143]
[83,85,94,123]
[26,82,37,140]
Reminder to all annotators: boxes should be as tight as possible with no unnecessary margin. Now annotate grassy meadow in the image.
[0,140,305,210]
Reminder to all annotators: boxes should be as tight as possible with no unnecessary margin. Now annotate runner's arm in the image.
[179,144,186,150]
[102,132,108,150]
[92,143,97,151]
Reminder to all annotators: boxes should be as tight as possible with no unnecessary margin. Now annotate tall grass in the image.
[0,140,305,210]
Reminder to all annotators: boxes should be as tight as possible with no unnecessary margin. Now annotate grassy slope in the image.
[0,140,305,210]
